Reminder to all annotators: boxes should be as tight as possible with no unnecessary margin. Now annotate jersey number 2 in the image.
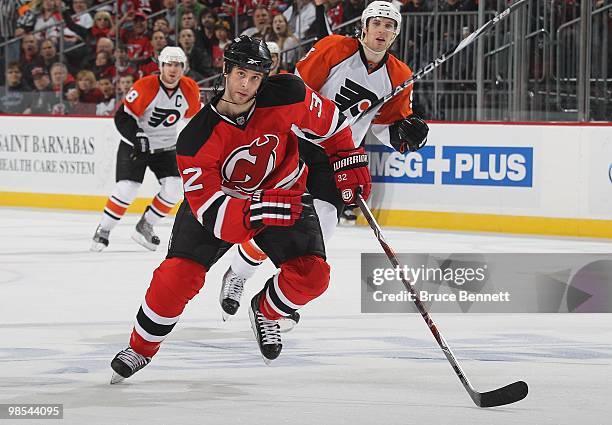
[182,167,203,192]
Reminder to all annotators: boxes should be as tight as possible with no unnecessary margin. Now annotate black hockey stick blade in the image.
[474,380,528,407]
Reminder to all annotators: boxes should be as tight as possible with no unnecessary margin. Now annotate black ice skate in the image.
[132,214,160,251]
[249,291,282,365]
[220,268,299,331]
[220,267,246,321]
[90,225,110,252]
[110,347,151,384]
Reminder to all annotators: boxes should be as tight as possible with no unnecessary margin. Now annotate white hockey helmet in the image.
[158,46,188,70]
[361,1,402,35]
[266,41,280,56]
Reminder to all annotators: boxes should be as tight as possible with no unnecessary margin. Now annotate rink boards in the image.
[0,116,611,238]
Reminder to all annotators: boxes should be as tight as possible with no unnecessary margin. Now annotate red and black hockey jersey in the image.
[176,74,355,244]
[296,35,414,147]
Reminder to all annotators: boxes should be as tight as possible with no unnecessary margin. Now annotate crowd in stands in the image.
[0,1,609,117]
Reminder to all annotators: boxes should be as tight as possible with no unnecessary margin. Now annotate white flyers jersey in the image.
[123,75,201,150]
[295,35,413,148]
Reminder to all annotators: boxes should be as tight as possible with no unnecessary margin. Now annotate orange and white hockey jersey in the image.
[295,34,413,148]
[122,75,201,150]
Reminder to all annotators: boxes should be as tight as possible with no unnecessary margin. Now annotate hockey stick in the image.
[352,0,528,124]
[355,194,528,407]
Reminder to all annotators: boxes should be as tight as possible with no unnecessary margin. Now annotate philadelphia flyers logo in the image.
[148,107,181,127]
[334,79,379,118]
[221,134,279,193]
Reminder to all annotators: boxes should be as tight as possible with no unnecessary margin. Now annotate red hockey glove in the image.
[249,189,305,228]
[329,147,371,205]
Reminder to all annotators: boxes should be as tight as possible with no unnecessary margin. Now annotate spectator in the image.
[24,67,56,115]
[138,30,167,76]
[116,73,135,100]
[283,0,316,39]
[95,76,116,115]
[92,51,114,79]
[73,69,104,115]
[33,0,63,41]
[162,0,177,31]
[49,62,74,95]
[178,0,204,27]
[80,36,115,70]
[195,7,218,55]
[62,8,115,52]
[242,6,272,39]
[91,0,113,13]
[401,0,431,13]
[178,28,213,78]
[20,33,40,87]
[119,11,152,60]
[1,62,31,114]
[36,39,63,75]
[268,12,300,69]
[64,0,93,47]
[0,0,19,43]
[153,16,175,44]
[341,0,365,24]
[211,19,231,71]
[180,10,197,31]
[108,44,139,82]
[118,0,153,15]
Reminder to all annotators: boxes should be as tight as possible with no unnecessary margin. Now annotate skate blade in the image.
[248,307,273,366]
[221,310,230,322]
[131,232,158,251]
[90,241,106,252]
[110,372,125,385]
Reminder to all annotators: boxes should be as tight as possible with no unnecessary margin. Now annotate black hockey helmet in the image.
[223,35,273,76]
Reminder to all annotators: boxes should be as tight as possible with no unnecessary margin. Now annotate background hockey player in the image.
[219,0,429,321]
[91,46,201,252]
[109,36,371,382]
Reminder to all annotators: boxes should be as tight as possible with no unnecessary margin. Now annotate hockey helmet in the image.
[361,1,402,35]
[266,41,280,56]
[224,35,273,75]
[158,46,188,69]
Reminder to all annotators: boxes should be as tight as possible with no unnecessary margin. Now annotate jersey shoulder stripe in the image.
[179,76,202,118]
[123,75,160,117]
[296,35,358,91]
[385,53,413,87]
[176,102,220,157]
[257,74,306,108]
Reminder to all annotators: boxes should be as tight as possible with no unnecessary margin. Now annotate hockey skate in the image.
[220,267,246,321]
[249,291,282,365]
[132,214,160,251]
[340,207,358,225]
[220,267,300,332]
[110,347,151,384]
[90,225,110,252]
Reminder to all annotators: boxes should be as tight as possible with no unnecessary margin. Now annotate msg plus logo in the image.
[367,145,533,187]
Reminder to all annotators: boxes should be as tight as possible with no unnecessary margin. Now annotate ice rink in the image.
[1,208,611,424]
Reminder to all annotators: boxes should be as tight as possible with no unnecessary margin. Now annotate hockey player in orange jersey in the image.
[218,1,430,325]
[91,46,201,252]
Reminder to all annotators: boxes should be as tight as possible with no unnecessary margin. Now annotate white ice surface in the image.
[1,208,611,424]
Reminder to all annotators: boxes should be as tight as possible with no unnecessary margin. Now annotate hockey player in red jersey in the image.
[91,46,201,252]
[219,1,429,323]
[109,36,371,382]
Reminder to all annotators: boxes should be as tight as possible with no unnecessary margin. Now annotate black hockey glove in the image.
[131,130,150,160]
[389,115,429,153]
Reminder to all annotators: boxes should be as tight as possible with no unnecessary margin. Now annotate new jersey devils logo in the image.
[221,134,279,193]
[334,79,379,118]
[148,107,181,127]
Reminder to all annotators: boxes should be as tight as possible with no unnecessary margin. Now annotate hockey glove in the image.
[131,130,150,160]
[330,147,372,205]
[390,115,429,153]
[249,189,305,228]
